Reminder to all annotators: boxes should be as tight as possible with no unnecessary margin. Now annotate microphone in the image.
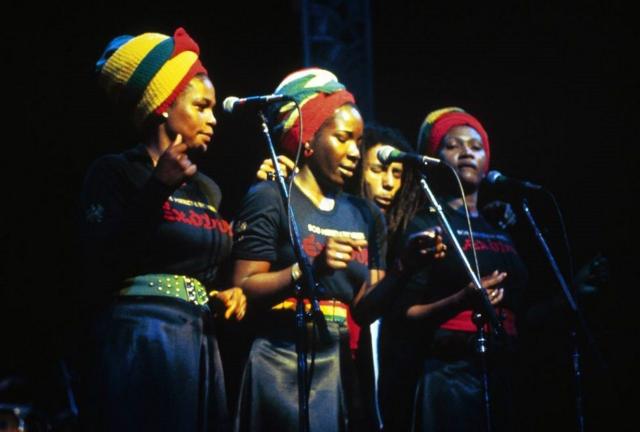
[376,145,441,167]
[485,170,542,190]
[222,94,291,113]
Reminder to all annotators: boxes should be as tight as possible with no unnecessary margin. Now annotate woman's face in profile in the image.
[363,144,403,212]
[165,75,217,152]
[438,125,488,187]
[308,104,364,188]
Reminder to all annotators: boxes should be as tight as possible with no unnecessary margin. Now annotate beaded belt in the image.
[120,274,209,306]
[271,297,348,323]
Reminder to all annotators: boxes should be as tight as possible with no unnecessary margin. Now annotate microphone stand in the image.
[521,198,594,432]
[418,174,504,432]
[257,111,329,432]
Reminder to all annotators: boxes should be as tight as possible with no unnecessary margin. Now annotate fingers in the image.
[224,300,237,320]
[403,229,447,267]
[256,162,271,181]
[257,156,300,181]
[216,288,247,321]
[277,155,298,173]
[433,242,447,259]
[327,236,368,250]
[481,270,508,289]
[154,134,200,185]
[324,237,367,270]
[486,287,505,305]
[168,133,183,148]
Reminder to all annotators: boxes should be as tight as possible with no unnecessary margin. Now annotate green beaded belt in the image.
[120,274,209,306]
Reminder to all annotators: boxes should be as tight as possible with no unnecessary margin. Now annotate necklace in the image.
[294,177,336,211]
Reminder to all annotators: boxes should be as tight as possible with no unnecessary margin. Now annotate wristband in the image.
[291,262,302,282]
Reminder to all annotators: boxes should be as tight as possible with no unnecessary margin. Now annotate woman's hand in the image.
[256,155,297,181]
[210,287,247,320]
[319,236,368,271]
[396,228,446,272]
[154,134,198,186]
[461,270,507,308]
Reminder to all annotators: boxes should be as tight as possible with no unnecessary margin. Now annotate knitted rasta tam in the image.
[271,68,356,157]
[95,27,208,127]
[417,107,491,166]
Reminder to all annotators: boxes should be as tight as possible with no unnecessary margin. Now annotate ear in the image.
[303,141,314,158]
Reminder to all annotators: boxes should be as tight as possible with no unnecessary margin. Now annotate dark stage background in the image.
[4,1,637,430]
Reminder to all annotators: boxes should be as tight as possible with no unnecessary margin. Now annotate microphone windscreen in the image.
[485,170,504,184]
[222,96,239,113]
[376,145,395,164]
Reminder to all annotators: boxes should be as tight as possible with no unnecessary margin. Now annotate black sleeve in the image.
[232,182,285,262]
[79,155,175,288]
[391,216,433,317]
[367,199,388,271]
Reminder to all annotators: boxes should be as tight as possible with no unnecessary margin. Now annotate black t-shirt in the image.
[399,204,528,325]
[79,144,233,292]
[232,181,386,305]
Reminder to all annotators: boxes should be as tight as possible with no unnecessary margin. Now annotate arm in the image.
[232,236,370,302]
[232,259,297,300]
[352,229,447,324]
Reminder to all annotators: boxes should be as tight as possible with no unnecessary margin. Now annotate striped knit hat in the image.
[95,27,208,127]
[272,68,355,157]
[417,107,490,166]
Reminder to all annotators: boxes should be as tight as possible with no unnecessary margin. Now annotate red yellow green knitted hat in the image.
[95,27,208,127]
[417,107,490,166]
[272,68,356,157]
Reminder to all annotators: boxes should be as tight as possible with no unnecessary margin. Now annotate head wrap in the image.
[95,27,208,126]
[417,107,490,166]
[272,68,356,157]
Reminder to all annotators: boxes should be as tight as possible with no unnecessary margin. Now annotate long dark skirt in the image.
[234,315,360,432]
[411,329,518,432]
[75,297,229,432]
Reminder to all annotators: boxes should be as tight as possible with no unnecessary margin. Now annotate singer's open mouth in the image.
[374,196,392,206]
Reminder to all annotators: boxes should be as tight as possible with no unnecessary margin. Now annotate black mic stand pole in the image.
[521,199,592,432]
[418,174,504,432]
[257,111,328,432]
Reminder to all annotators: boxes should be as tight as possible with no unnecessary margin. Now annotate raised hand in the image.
[256,155,298,181]
[154,134,198,187]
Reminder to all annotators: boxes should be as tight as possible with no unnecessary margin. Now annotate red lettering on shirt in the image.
[462,236,515,254]
[162,201,232,236]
